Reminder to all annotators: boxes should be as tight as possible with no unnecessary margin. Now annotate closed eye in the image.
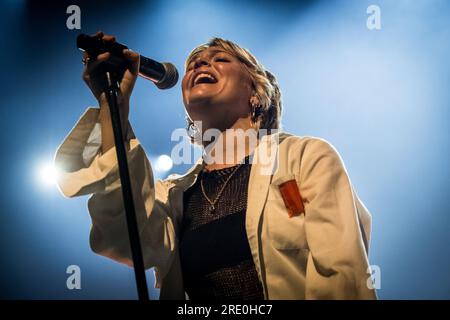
[215,57,230,62]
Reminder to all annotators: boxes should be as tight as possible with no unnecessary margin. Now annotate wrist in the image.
[99,103,130,140]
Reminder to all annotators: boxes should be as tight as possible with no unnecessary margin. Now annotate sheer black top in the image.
[179,158,264,300]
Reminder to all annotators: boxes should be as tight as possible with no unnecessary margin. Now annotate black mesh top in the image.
[179,156,264,300]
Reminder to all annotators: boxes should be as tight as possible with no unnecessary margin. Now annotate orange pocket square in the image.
[278,179,305,218]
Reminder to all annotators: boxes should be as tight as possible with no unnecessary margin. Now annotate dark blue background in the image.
[1,0,449,299]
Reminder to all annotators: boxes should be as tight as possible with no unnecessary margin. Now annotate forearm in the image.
[87,146,176,271]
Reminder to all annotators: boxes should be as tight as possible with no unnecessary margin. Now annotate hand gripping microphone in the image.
[77,34,179,89]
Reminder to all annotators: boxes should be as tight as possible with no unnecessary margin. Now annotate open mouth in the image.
[192,72,218,87]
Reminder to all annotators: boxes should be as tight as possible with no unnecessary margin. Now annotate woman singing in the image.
[55,32,376,300]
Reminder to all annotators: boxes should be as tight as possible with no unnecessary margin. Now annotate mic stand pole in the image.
[104,70,150,301]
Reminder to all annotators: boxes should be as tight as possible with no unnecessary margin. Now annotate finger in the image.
[91,30,104,38]
[102,34,116,43]
[85,52,111,73]
[121,69,138,95]
[123,49,140,74]
[82,52,91,66]
[96,52,111,62]
[82,31,104,63]
[82,45,114,68]
[123,49,139,62]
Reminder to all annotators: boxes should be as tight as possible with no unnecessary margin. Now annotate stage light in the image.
[36,162,59,187]
[154,154,173,172]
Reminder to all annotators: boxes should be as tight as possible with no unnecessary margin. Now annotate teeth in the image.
[194,73,216,85]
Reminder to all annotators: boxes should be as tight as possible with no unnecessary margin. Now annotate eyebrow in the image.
[187,49,230,66]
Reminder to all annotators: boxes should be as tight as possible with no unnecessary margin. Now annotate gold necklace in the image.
[200,164,243,214]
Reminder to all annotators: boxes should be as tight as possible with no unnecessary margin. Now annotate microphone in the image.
[77,34,179,89]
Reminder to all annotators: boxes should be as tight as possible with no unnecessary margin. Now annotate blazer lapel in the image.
[245,133,281,297]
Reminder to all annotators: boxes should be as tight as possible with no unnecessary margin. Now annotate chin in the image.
[186,93,218,111]
[186,82,226,104]
[187,95,213,107]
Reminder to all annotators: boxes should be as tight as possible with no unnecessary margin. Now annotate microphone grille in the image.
[156,63,179,89]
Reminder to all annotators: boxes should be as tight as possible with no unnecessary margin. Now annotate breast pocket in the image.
[265,174,309,251]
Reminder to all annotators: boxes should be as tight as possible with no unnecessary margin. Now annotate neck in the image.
[202,117,258,171]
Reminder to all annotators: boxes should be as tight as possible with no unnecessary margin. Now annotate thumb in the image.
[123,49,140,74]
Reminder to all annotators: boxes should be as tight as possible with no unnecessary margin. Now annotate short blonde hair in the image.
[185,38,282,131]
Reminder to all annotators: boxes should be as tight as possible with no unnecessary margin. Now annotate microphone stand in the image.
[102,67,150,301]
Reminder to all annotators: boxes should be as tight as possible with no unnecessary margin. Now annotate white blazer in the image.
[55,107,377,300]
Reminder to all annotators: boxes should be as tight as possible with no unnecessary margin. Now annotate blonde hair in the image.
[185,38,282,131]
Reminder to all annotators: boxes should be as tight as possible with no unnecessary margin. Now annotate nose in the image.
[193,57,210,69]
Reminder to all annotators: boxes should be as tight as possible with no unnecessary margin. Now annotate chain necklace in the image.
[200,164,243,214]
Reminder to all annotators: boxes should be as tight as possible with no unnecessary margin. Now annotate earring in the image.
[249,96,260,126]
[251,107,257,124]
[186,118,199,142]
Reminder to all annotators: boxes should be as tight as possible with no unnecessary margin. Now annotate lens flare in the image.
[154,154,173,172]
